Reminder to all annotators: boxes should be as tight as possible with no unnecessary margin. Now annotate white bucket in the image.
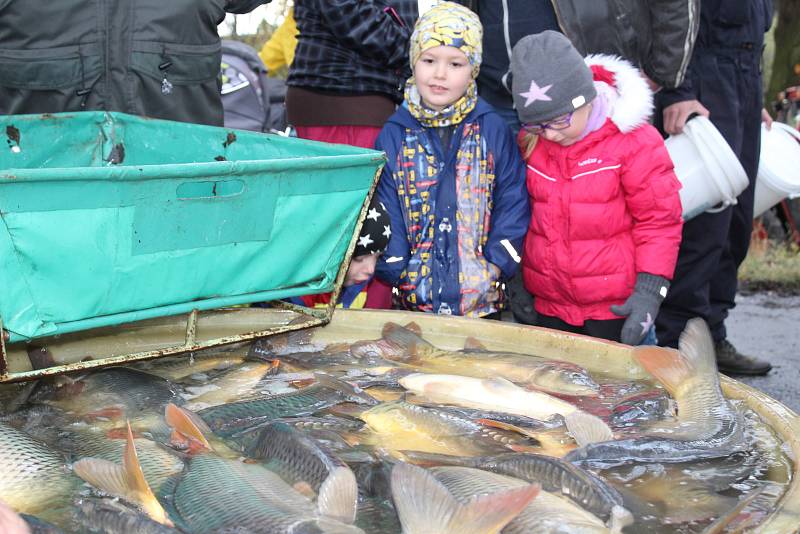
[664,116,749,221]
[753,122,800,218]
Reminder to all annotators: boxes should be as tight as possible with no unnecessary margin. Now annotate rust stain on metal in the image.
[184,309,198,346]
[6,125,20,145]
[222,132,237,148]
[0,313,329,384]
[26,346,54,370]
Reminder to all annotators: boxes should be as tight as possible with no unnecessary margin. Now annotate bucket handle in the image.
[706,199,736,213]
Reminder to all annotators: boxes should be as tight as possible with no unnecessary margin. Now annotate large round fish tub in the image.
[1,307,797,531]
[315,309,800,533]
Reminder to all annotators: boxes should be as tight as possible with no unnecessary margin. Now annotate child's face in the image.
[413,46,472,111]
[344,253,380,287]
[528,103,593,147]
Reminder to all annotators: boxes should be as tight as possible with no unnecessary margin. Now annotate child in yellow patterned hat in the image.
[373,2,530,318]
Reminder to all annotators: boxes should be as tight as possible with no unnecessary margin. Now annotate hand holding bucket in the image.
[664,115,749,221]
[753,122,800,218]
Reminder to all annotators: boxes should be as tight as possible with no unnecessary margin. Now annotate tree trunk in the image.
[766,0,800,113]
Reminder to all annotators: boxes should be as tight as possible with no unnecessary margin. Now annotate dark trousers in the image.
[537,314,625,343]
[655,48,763,347]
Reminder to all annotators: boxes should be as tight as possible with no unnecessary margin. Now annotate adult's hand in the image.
[761,108,773,130]
[662,100,710,135]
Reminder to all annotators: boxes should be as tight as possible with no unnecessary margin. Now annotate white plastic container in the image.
[665,116,749,220]
[753,122,800,218]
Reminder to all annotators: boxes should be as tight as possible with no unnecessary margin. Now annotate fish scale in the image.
[199,384,352,437]
[163,455,315,533]
[197,375,376,438]
[246,421,351,493]
[0,422,75,515]
[360,401,531,457]
[161,454,363,534]
[429,466,610,534]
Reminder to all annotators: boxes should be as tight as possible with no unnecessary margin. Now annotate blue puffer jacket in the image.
[375,98,529,317]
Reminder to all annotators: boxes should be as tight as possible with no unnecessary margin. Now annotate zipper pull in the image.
[159,60,174,95]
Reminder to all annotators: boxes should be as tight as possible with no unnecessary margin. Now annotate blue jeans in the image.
[639,326,658,346]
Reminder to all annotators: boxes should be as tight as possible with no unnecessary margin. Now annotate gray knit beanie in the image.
[511,31,596,125]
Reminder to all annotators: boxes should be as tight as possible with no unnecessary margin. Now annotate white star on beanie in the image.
[383,225,392,238]
[367,208,381,221]
[358,234,374,248]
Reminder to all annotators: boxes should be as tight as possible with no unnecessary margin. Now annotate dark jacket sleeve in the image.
[374,127,412,284]
[225,0,270,14]
[482,114,530,279]
[319,0,413,68]
[644,0,700,89]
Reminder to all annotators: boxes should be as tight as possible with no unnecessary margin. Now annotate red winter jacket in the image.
[521,55,683,326]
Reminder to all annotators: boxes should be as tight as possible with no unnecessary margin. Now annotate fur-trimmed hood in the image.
[584,54,653,133]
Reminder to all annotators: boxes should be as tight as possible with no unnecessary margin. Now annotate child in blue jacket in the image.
[374,2,529,318]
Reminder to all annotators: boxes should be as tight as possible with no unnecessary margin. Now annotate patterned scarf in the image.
[404,77,478,128]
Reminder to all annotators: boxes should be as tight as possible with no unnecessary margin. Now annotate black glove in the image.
[610,273,670,345]
[506,271,537,325]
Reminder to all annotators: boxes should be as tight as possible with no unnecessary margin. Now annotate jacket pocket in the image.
[0,44,102,114]
[128,40,223,125]
[130,41,221,85]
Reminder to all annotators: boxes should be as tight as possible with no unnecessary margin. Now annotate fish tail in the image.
[317,466,358,524]
[632,346,692,397]
[73,422,173,527]
[391,462,539,534]
[164,403,213,453]
[677,318,717,377]
[564,412,614,447]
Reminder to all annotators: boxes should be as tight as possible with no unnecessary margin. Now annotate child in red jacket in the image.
[511,31,683,345]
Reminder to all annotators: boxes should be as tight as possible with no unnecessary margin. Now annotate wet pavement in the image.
[726,291,800,414]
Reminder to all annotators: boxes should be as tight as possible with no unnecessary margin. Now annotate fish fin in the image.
[632,346,690,397]
[73,457,131,498]
[164,403,213,452]
[313,373,378,406]
[391,462,538,534]
[402,322,423,336]
[608,505,635,534]
[73,425,172,527]
[463,336,487,351]
[381,322,429,359]
[264,359,281,376]
[317,466,358,524]
[447,484,539,534]
[564,412,614,447]
[121,423,173,526]
[477,418,541,441]
[397,450,480,468]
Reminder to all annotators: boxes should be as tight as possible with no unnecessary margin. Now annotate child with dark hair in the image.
[289,198,392,309]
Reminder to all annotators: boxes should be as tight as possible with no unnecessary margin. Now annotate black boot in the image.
[714,339,772,376]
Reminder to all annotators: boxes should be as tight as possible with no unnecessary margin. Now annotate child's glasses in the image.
[522,111,575,135]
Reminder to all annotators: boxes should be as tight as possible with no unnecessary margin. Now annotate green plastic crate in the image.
[0,112,385,343]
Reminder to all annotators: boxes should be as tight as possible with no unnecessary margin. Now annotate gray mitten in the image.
[506,271,537,325]
[610,273,670,345]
